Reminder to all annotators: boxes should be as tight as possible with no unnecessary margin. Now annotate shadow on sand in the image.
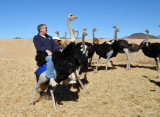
[38,76,89,105]
[143,76,160,87]
[110,62,156,71]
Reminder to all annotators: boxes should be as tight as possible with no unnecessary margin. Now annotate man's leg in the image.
[45,56,57,87]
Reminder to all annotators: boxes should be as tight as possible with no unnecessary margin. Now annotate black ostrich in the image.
[76,28,95,66]
[94,28,120,72]
[30,14,88,109]
[112,26,140,70]
[139,29,160,71]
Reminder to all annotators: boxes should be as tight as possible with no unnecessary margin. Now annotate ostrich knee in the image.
[105,50,113,72]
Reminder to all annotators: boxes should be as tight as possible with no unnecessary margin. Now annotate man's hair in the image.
[37,24,46,32]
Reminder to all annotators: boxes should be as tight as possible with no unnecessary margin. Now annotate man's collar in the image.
[38,33,49,38]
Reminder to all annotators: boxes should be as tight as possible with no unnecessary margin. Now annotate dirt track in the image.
[0,39,160,116]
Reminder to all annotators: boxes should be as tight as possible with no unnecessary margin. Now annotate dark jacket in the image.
[33,34,62,52]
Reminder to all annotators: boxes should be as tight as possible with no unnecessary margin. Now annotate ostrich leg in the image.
[105,50,113,72]
[158,56,160,72]
[123,48,130,70]
[74,70,85,89]
[95,56,101,72]
[50,89,56,110]
[154,58,159,70]
[30,73,49,105]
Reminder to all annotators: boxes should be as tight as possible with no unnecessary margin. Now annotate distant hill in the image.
[122,36,129,39]
[157,35,160,38]
[128,33,159,39]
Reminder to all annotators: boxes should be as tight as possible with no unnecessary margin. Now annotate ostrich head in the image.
[113,26,117,29]
[76,30,79,33]
[55,31,59,34]
[93,28,97,32]
[144,29,149,34]
[83,28,87,32]
[113,26,118,30]
[68,14,77,21]
[113,26,119,32]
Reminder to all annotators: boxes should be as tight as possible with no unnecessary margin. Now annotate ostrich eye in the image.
[70,15,73,16]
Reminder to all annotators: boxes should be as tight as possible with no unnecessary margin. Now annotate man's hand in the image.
[59,49,63,52]
[46,50,52,55]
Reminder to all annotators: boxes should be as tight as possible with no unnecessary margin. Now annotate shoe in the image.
[49,78,57,87]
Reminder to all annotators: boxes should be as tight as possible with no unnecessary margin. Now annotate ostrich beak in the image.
[73,16,77,19]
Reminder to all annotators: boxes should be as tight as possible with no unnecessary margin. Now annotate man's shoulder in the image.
[33,34,40,38]
[33,34,42,41]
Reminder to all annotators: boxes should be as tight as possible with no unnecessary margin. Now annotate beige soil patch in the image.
[0,39,160,116]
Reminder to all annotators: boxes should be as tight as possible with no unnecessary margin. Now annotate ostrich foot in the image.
[126,68,129,71]
[30,101,35,105]
[95,68,98,73]
[125,66,130,71]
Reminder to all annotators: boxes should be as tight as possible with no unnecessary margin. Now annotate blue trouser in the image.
[45,56,54,79]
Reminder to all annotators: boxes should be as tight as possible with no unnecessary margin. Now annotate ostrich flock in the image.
[30,14,160,110]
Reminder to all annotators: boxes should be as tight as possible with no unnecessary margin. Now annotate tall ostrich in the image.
[30,14,88,110]
[55,31,59,37]
[112,26,140,70]
[94,28,120,72]
[76,30,79,43]
[139,29,160,71]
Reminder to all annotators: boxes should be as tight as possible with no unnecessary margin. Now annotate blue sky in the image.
[0,0,160,39]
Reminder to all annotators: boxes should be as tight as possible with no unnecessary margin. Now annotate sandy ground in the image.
[0,39,160,117]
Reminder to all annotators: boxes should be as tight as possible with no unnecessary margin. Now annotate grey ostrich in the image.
[113,26,140,70]
[139,29,160,71]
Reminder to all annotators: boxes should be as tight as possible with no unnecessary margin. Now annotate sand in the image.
[0,39,160,117]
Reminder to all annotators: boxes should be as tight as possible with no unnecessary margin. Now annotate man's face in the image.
[40,25,48,35]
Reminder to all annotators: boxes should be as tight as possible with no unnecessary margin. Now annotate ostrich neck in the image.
[67,19,75,42]
[93,31,95,44]
[65,32,67,38]
[82,35,85,53]
[146,33,149,43]
[114,30,118,40]
[77,32,79,43]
